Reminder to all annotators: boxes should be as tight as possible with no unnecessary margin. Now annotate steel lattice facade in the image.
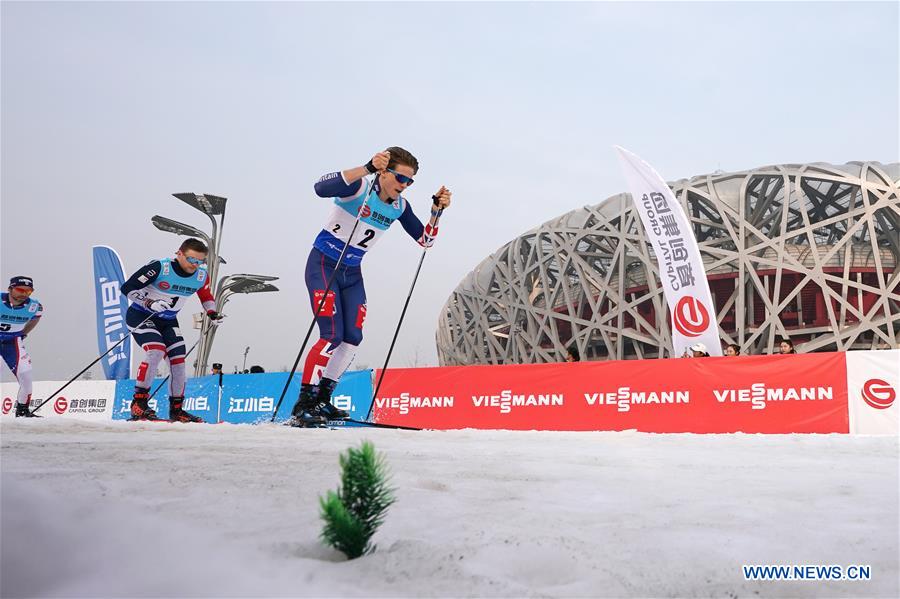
[437,162,900,365]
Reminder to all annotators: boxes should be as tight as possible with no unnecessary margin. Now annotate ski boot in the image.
[129,390,159,421]
[15,402,40,418]
[168,396,203,423]
[287,383,327,427]
[315,378,349,420]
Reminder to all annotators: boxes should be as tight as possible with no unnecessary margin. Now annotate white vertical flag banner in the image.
[614,146,721,357]
[845,349,899,435]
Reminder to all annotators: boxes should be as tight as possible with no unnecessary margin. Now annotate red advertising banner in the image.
[372,353,849,433]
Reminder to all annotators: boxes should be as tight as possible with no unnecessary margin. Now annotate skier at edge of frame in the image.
[0,276,43,417]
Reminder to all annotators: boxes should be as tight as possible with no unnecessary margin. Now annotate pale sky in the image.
[2,1,898,380]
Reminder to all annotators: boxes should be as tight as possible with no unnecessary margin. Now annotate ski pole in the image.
[270,177,375,422]
[32,311,157,414]
[345,418,422,431]
[365,206,443,422]
[146,327,214,401]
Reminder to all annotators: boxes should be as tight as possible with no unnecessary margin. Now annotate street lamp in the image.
[226,279,278,295]
[199,281,279,374]
[216,282,280,313]
[229,273,278,280]
[215,282,279,317]
[215,273,279,299]
[167,193,227,376]
[152,214,227,268]
[151,215,212,248]
[199,277,279,375]
[201,275,280,370]
[173,193,227,216]
[172,193,226,286]
[152,194,280,377]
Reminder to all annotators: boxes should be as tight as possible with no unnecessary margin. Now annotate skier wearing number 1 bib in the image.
[121,238,225,422]
[289,147,452,427]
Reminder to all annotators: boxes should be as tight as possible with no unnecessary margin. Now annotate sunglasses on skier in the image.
[387,168,415,186]
[185,256,206,266]
[11,286,33,295]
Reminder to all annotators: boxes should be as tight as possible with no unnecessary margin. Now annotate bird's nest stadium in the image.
[437,161,899,364]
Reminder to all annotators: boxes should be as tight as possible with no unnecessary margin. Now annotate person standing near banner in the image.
[0,276,43,417]
[289,147,451,427]
[121,239,224,422]
[779,339,797,355]
[689,342,710,358]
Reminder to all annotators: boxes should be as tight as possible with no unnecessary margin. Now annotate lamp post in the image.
[242,346,250,372]
[152,214,227,271]
[172,193,226,285]
[151,215,212,249]
[215,281,280,311]
[214,273,279,299]
[152,195,281,377]
[152,209,217,376]
[198,278,279,376]
[169,194,227,376]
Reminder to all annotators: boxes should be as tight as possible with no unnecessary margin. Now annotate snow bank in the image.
[2,420,897,597]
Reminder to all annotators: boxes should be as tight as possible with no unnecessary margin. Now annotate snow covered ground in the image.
[1,420,897,598]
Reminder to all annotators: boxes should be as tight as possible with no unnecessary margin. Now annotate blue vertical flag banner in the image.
[93,245,131,379]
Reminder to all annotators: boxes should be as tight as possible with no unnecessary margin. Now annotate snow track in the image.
[2,420,897,597]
